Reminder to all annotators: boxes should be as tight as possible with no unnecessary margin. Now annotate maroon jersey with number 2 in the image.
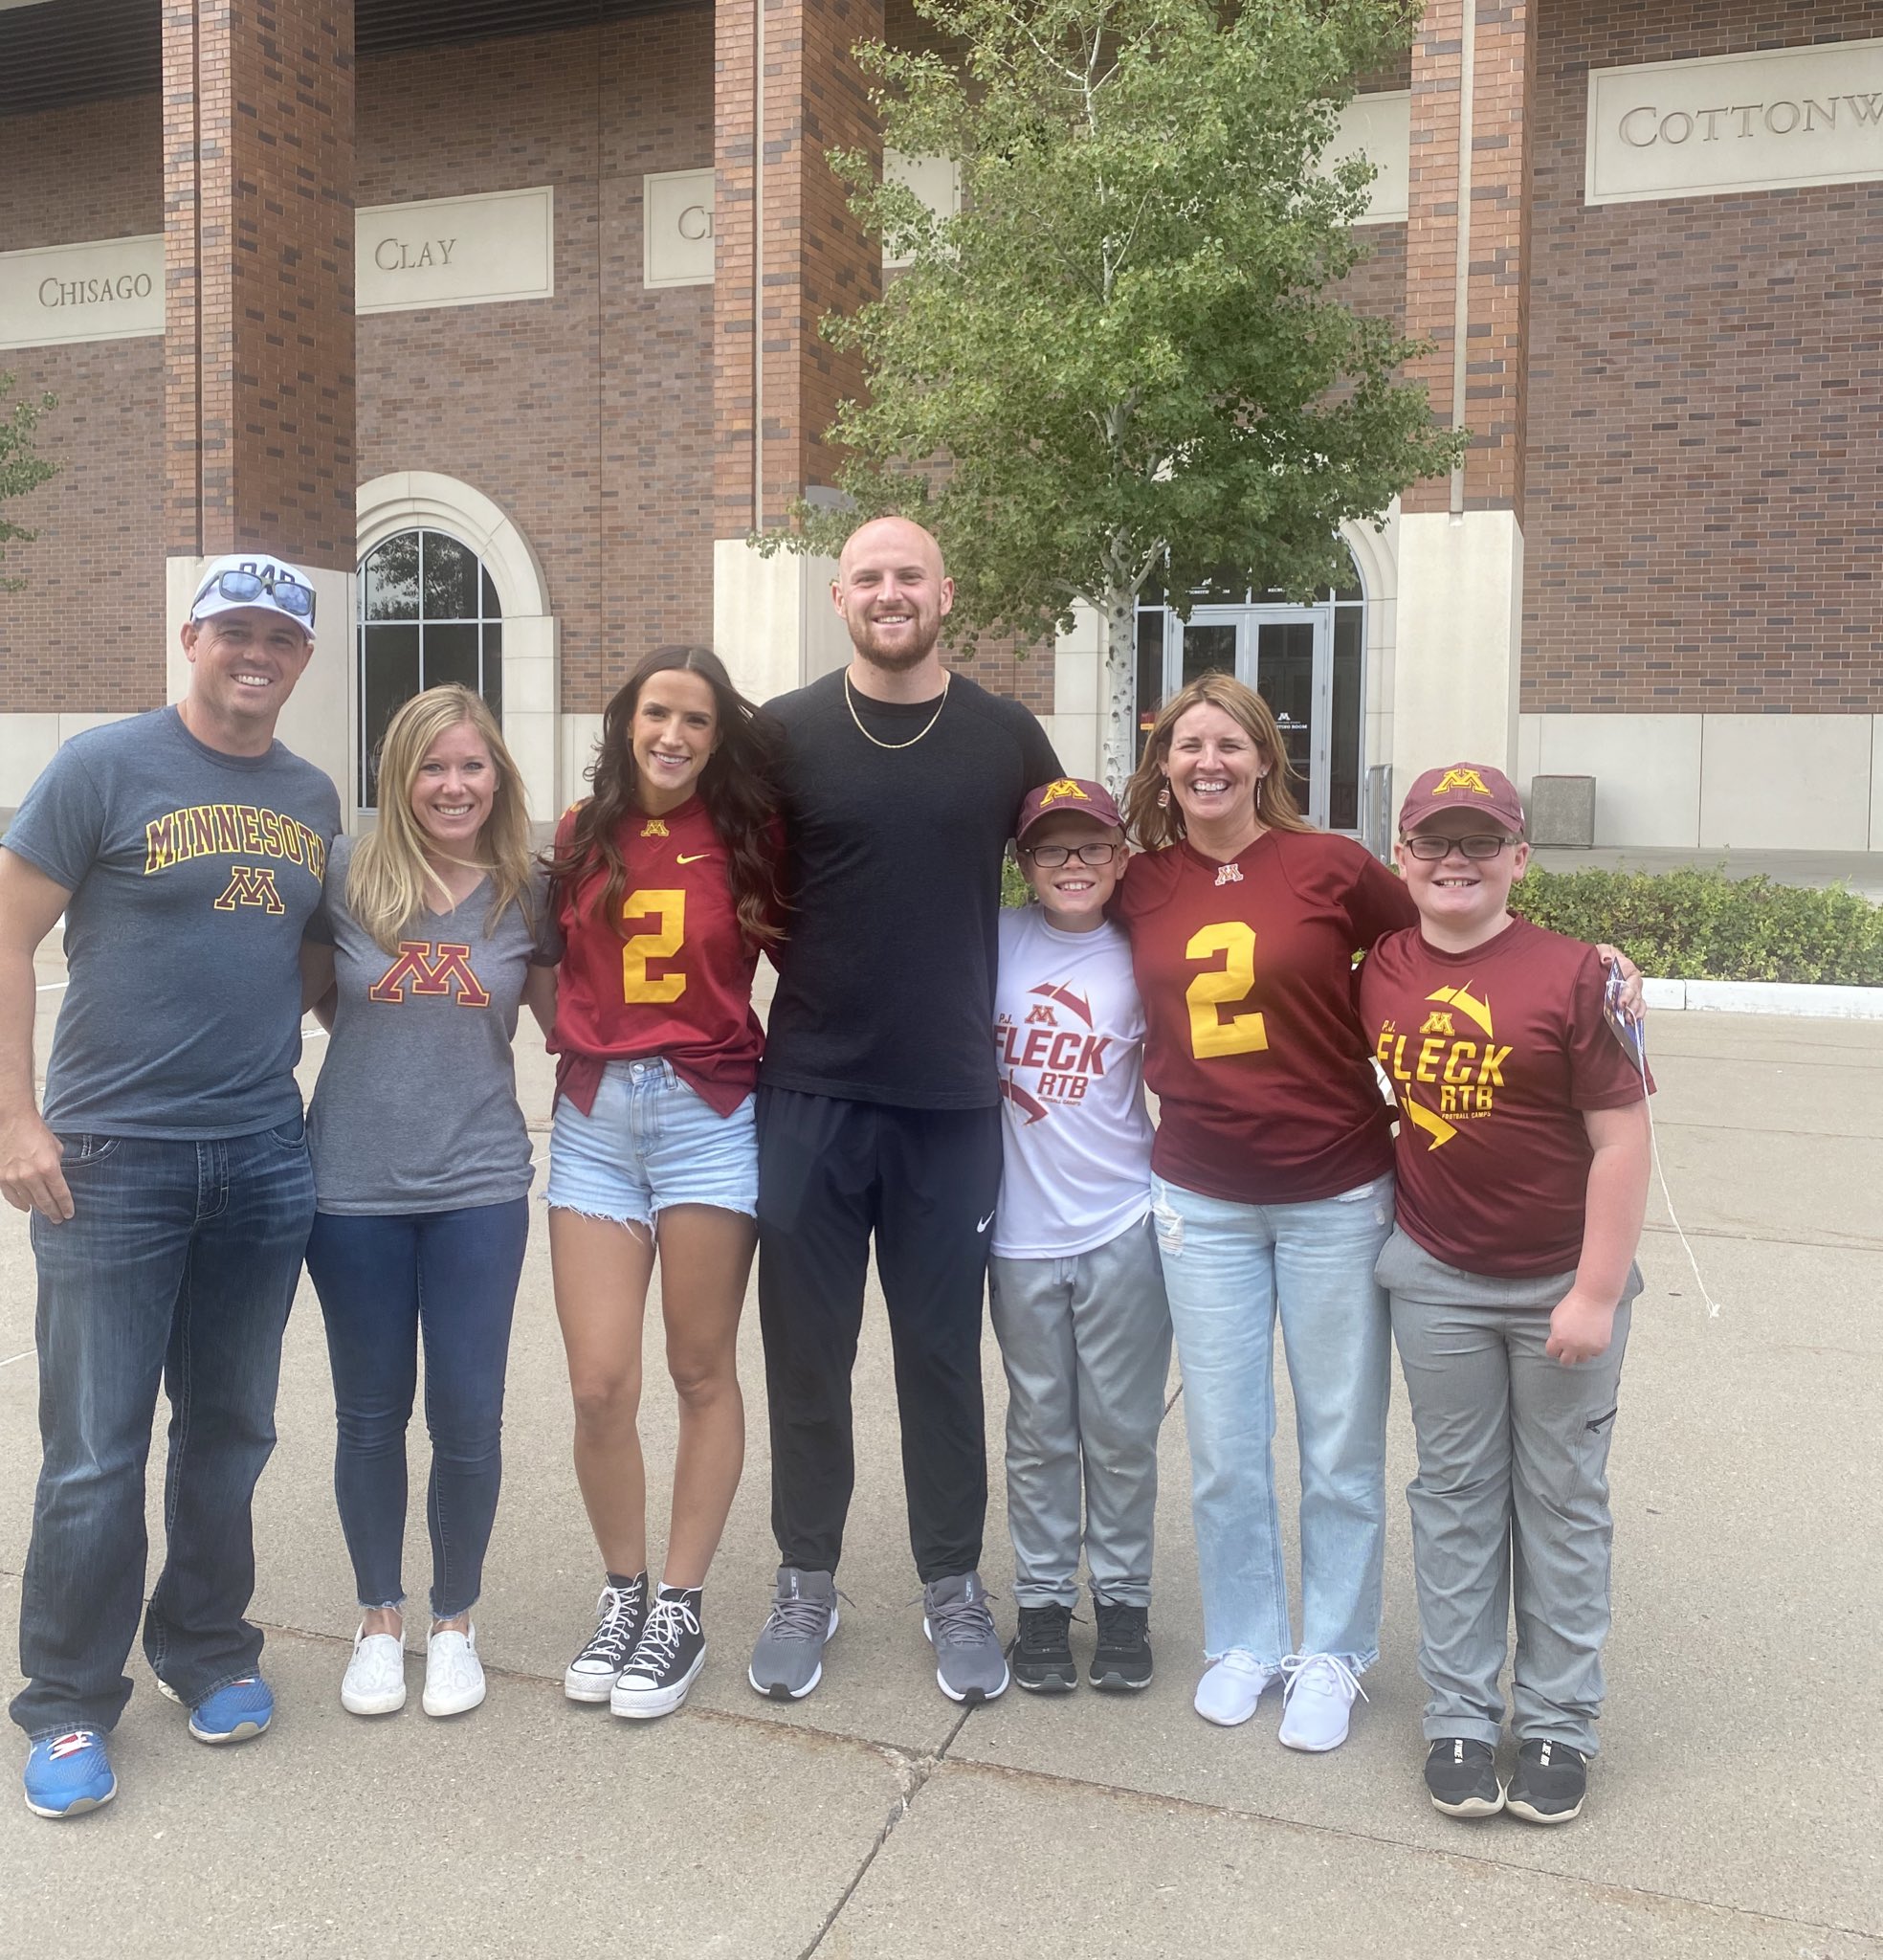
[1115,830,1416,1206]
[1358,916,1652,1278]
[548,795,769,1118]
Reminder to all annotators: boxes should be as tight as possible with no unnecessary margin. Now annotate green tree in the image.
[772,0,1464,787]
[0,374,57,595]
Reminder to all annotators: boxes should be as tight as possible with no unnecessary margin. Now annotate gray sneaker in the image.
[922,1571,1009,1704]
[747,1567,839,1701]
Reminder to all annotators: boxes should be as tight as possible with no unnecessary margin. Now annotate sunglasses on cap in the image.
[191,568,316,624]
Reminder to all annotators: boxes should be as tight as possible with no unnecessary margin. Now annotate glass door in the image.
[1167,605,1336,828]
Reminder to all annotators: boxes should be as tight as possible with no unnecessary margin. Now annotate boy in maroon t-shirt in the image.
[1358,764,1650,1828]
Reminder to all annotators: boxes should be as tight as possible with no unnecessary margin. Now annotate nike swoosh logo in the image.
[676,853,711,864]
[976,1211,996,1234]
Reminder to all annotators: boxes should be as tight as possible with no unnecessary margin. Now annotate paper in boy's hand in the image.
[1604,960,1647,1069]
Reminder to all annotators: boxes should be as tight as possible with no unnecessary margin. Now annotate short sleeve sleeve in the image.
[1565,947,1653,1109]
[529,866,564,965]
[1343,844,1419,952]
[302,835,347,946]
[1,746,105,893]
[1022,709,1062,789]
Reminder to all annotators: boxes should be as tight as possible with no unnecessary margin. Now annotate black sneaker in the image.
[1506,1738,1588,1824]
[611,1589,706,1720]
[1089,1596,1153,1693]
[1424,1738,1504,1817]
[564,1575,648,1703]
[1010,1603,1077,1694]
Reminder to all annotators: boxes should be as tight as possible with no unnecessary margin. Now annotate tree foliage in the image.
[770,0,1465,784]
[0,373,57,594]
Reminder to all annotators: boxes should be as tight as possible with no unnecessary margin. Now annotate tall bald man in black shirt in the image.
[747,517,1059,1706]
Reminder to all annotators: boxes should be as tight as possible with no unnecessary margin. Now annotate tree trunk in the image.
[1101,588,1139,797]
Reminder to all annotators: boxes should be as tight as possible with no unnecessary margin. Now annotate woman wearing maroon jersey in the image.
[1117,672,1411,1752]
[542,645,784,1722]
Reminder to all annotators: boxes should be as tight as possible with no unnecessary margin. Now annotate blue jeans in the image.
[1152,1171,1394,1671]
[303,1200,528,1619]
[11,1123,316,1739]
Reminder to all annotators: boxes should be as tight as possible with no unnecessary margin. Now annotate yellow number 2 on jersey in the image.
[622,888,687,1003]
[1185,921,1269,1059]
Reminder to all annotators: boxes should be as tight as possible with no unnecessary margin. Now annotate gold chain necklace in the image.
[844,669,951,751]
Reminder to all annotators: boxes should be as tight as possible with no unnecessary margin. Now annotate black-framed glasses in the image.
[1401,834,1515,861]
[1022,842,1120,868]
[191,568,316,624]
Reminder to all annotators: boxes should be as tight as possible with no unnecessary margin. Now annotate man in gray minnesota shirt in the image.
[0,553,340,1818]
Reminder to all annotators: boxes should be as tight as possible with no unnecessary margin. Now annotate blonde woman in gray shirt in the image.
[300,686,556,1720]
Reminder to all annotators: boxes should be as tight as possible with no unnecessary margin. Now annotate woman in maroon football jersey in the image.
[541,645,784,1721]
[1115,671,1411,1752]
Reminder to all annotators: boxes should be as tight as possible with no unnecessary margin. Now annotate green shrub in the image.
[1512,864,1883,985]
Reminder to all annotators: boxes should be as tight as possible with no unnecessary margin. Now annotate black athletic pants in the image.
[755,1086,1004,1583]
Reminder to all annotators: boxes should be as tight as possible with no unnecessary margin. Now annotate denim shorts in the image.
[545,1057,757,1228]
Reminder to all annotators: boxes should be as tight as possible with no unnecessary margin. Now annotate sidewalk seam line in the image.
[928,1754,1879,1946]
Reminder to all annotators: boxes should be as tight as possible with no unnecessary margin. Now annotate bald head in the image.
[832,517,954,677]
[838,516,945,585]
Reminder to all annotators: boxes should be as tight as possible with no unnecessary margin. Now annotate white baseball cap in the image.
[188,553,318,640]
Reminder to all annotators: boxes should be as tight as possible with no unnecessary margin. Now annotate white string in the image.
[1622,1018,1722,1320]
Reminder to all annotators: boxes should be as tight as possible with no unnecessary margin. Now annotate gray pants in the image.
[987,1214,1172,1609]
[1379,1229,1639,1757]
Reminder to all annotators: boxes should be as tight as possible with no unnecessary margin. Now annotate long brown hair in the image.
[350,685,536,954]
[1121,670,1317,851]
[545,645,785,947]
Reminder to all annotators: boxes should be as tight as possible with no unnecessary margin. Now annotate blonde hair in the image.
[349,685,536,954]
[1121,670,1316,851]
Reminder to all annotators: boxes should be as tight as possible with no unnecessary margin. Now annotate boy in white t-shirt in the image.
[991,778,1170,1693]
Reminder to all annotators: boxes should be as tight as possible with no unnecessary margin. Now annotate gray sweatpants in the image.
[986,1214,1172,1609]
[1378,1229,1641,1757]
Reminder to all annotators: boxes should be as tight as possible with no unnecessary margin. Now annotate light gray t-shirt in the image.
[306,834,551,1214]
[3,705,341,1139]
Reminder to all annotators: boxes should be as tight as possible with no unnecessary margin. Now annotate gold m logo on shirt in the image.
[212,863,286,915]
[367,941,492,1008]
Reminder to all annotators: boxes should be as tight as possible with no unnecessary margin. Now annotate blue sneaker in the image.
[187,1674,274,1745]
[24,1729,117,1818]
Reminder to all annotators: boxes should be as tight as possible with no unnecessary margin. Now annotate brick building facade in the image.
[2,0,1879,849]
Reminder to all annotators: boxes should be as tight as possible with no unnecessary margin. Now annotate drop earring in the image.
[1157,782,1171,810]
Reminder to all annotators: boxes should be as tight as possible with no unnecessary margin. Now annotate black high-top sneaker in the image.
[563,1575,649,1703]
[611,1586,707,1720]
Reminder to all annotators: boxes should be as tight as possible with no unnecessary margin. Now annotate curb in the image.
[1643,978,1883,1019]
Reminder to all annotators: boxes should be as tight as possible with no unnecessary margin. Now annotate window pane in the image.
[364,532,419,621]
[1330,607,1363,831]
[1332,552,1362,603]
[481,622,502,721]
[481,566,500,619]
[1135,610,1163,744]
[421,620,480,695]
[1182,622,1237,690]
[422,531,478,620]
[1254,621,1314,789]
[361,623,420,806]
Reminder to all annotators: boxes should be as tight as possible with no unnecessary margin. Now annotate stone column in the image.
[163,1,356,801]
[712,0,882,702]
[1391,0,1535,789]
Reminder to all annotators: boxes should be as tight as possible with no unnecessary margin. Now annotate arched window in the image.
[356,528,504,807]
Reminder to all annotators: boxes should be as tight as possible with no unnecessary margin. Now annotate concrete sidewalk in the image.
[1,998,1879,1958]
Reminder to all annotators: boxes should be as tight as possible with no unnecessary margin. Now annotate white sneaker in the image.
[1193,1650,1279,1726]
[341,1625,408,1716]
[1277,1652,1367,1752]
[422,1625,486,1718]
